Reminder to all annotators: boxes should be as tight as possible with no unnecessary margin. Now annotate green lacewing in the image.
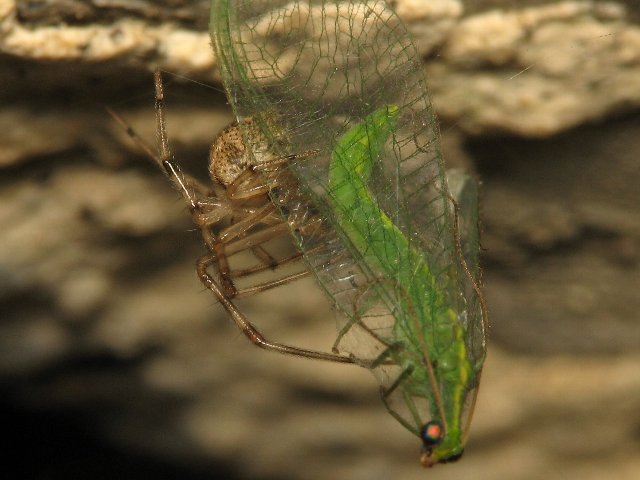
[210,0,487,466]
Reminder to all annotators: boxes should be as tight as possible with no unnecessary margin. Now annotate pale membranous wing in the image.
[210,0,486,464]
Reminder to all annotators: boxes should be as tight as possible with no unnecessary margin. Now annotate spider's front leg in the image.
[196,253,354,364]
[205,135,320,298]
[204,179,310,299]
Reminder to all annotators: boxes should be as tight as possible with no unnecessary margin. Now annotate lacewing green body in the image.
[327,105,476,462]
[210,0,487,465]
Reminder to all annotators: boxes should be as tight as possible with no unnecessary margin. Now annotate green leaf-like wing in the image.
[210,0,486,460]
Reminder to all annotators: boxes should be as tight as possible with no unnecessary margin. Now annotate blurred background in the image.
[1,0,639,479]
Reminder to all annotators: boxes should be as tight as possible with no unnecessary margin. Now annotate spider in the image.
[109,69,354,364]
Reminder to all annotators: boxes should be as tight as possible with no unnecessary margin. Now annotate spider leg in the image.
[217,221,309,298]
[219,209,327,288]
[226,168,270,201]
[213,162,295,288]
[230,238,339,285]
[113,71,343,358]
[226,148,320,201]
[218,203,279,243]
[252,149,321,174]
[197,253,354,363]
[233,250,302,278]
[105,105,210,197]
[107,73,232,262]
[154,68,209,214]
[234,270,311,298]
[218,143,323,277]
[214,200,322,298]
[193,198,308,298]
[249,245,280,270]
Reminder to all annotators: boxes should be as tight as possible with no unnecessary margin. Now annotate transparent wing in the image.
[210,0,486,438]
[446,169,486,369]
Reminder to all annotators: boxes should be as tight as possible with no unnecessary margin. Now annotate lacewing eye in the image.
[420,420,444,447]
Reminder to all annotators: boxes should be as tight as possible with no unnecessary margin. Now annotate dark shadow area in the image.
[0,399,240,480]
